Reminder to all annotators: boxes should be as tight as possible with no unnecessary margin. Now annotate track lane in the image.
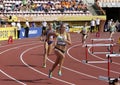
[0,32,119,85]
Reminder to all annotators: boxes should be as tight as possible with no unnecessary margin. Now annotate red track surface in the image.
[0,32,120,85]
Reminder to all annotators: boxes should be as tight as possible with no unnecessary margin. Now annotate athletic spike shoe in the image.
[58,70,62,76]
[42,64,46,68]
[48,70,52,78]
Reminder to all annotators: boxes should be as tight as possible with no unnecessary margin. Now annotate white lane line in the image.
[0,41,41,48]
[87,47,120,74]
[0,42,40,54]
[0,42,41,85]
[87,46,120,66]
[0,39,80,85]
[0,69,26,85]
[18,42,97,79]
[20,45,75,85]
[67,44,120,76]
[47,58,97,79]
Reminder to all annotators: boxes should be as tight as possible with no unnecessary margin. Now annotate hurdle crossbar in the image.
[84,44,114,47]
[106,54,120,57]
[91,38,114,41]
[87,60,108,64]
[93,52,110,54]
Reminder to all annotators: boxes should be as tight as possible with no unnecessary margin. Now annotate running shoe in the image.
[48,70,52,78]
[58,70,62,76]
[42,64,46,68]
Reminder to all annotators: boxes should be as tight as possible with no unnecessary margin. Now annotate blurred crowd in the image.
[0,0,88,13]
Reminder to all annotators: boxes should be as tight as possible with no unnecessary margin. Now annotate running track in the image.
[0,32,120,85]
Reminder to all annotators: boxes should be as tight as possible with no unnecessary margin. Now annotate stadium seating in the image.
[1,0,92,16]
[97,0,120,7]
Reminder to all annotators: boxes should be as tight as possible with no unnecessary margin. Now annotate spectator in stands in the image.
[16,20,21,39]
[24,20,30,38]
[31,22,36,27]
[66,23,70,33]
[104,20,110,32]
[43,23,55,68]
[11,20,17,39]
[49,23,72,78]
[115,20,120,32]
[95,18,101,32]
[15,1,21,10]
[1,19,6,27]
[22,0,27,6]
[11,20,16,27]
[0,2,4,12]
[37,4,44,11]
[53,21,57,31]
[108,19,113,30]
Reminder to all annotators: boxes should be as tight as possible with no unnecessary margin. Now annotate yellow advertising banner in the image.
[70,28,82,32]
[0,27,17,41]
[16,15,106,22]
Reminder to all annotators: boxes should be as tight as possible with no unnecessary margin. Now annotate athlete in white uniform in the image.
[48,23,72,78]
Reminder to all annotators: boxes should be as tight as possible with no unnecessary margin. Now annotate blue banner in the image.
[20,27,42,38]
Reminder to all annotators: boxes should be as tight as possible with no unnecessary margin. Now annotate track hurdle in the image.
[91,38,114,53]
[98,54,120,83]
[82,52,112,82]
[83,44,114,62]
[106,54,120,79]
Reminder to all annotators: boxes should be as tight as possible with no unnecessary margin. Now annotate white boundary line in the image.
[0,41,41,48]
[0,69,26,85]
[0,42,41,85]
[0,39,80,85]
[19,44,99,83]
[47,59,98,79]
[20,45,76,85]
[88,46,120,66]
[0,38,119,84]
[88,47,120,74]
[67,44,120,77]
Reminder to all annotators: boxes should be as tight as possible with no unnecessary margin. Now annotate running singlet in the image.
[110,25,116,32]
[82,26,87,34]
[46,30,54,45]
[57,33,67,46]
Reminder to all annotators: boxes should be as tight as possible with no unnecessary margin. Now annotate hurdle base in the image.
[99,76,120,82]
[98,75,110,82]
[82,60,88,63]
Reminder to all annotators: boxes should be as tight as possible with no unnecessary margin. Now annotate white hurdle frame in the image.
[83,43,113,80]
[84,44,114,61]
[98,54,120,82]
[106,54,120,57]
[106,54,120,77]
[106,54,120,79]
[91,38,114,53]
